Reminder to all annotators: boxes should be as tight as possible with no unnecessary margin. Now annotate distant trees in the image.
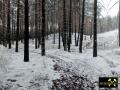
[0,0,119,59]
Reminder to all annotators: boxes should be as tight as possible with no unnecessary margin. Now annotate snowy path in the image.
[0,30,120,90]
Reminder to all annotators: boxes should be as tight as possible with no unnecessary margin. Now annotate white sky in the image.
[98,0,119,17]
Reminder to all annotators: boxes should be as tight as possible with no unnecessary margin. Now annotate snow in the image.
[0,29,120,90]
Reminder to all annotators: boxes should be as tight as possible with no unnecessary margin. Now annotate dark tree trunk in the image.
[16,0,20,52]
[7,0,11,49]
[76,14,81,46]
[76,0,81,46]
[53,0,56,44]
[35,0,38,49]
[68,0,72,52]
[93,0,97,57]
[24,0,29,62]
[118,0,120,47]
[41,0,46,56]
[58,0,61,49]
[63,0,67,51]
[75,12,77,46]
[11,10,14,45]
[38,0,41,48]
[2,0,5,46]
[79,0,85,53]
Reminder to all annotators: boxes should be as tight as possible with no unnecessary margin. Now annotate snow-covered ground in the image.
[0,30,120,90]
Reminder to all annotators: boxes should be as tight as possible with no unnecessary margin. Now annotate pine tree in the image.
[35,0,38,49]
[15,0,20,52]
[79,0,85,53]
[93,0,97,57]
[68,0,72,52]
[41,0,45,56]
[76,0,81,46]
[7,0,11,49]
[75,12,77,46]
[63,0,67,51]
[24,0,29,62]
[2,0,6,46]
[58,0,61,49]
[118,0,120,47]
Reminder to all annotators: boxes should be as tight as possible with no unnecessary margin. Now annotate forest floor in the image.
[0,30,120,90]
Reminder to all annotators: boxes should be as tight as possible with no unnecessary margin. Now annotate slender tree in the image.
[93,0,97,57]
[58,0,61,49]
[35,0,38,49]
[75,12,77,46]
[76,0,81,46]
[63,0,67,51]
[79,0,85,53]
[15,0,20,52]
[53,0,56,44]
[118,0,120,47]
[7,0,11,49]
[68,0,72,52]
[2,0,6,46]
[41,0,45,56]
[24,0,29,62]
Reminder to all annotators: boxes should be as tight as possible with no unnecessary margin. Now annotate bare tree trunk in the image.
[53,0,56,44]
[63,0,67,51]
[41,0,46,56]
[2,0,6,46]
[35,0,38,49]
[93,0,97,57]
[15,0,20,52]
[7,0,11,49]
[118,0,120,47]
[68,0,72,52]
[24,0,29,62]
[75,12,77,46]
[58,0,61,49]
[79,0,85,53]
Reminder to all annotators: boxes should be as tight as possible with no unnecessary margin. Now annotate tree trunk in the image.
[7,0,11,49]
[16,0,20,52]
[63,0,67,51]
[93,0,97,57]
[41,0,46,56]
[79,0,85,53]
[68,0,72,52]
[35,0,38,49]
[24,0,29,62]
[118,0,120,47]
[75,12,77,46]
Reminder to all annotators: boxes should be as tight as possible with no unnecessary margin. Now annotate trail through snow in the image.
[0,30,120,90]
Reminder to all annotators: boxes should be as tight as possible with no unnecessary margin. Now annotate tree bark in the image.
[63,0,67,51]
[24,0,29,62]
[93,0,97,57]
[41,0,46,56]
[7,0,11,49]
[79,0,85,53]
[68,0,72,52]
[16,0,20,52]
